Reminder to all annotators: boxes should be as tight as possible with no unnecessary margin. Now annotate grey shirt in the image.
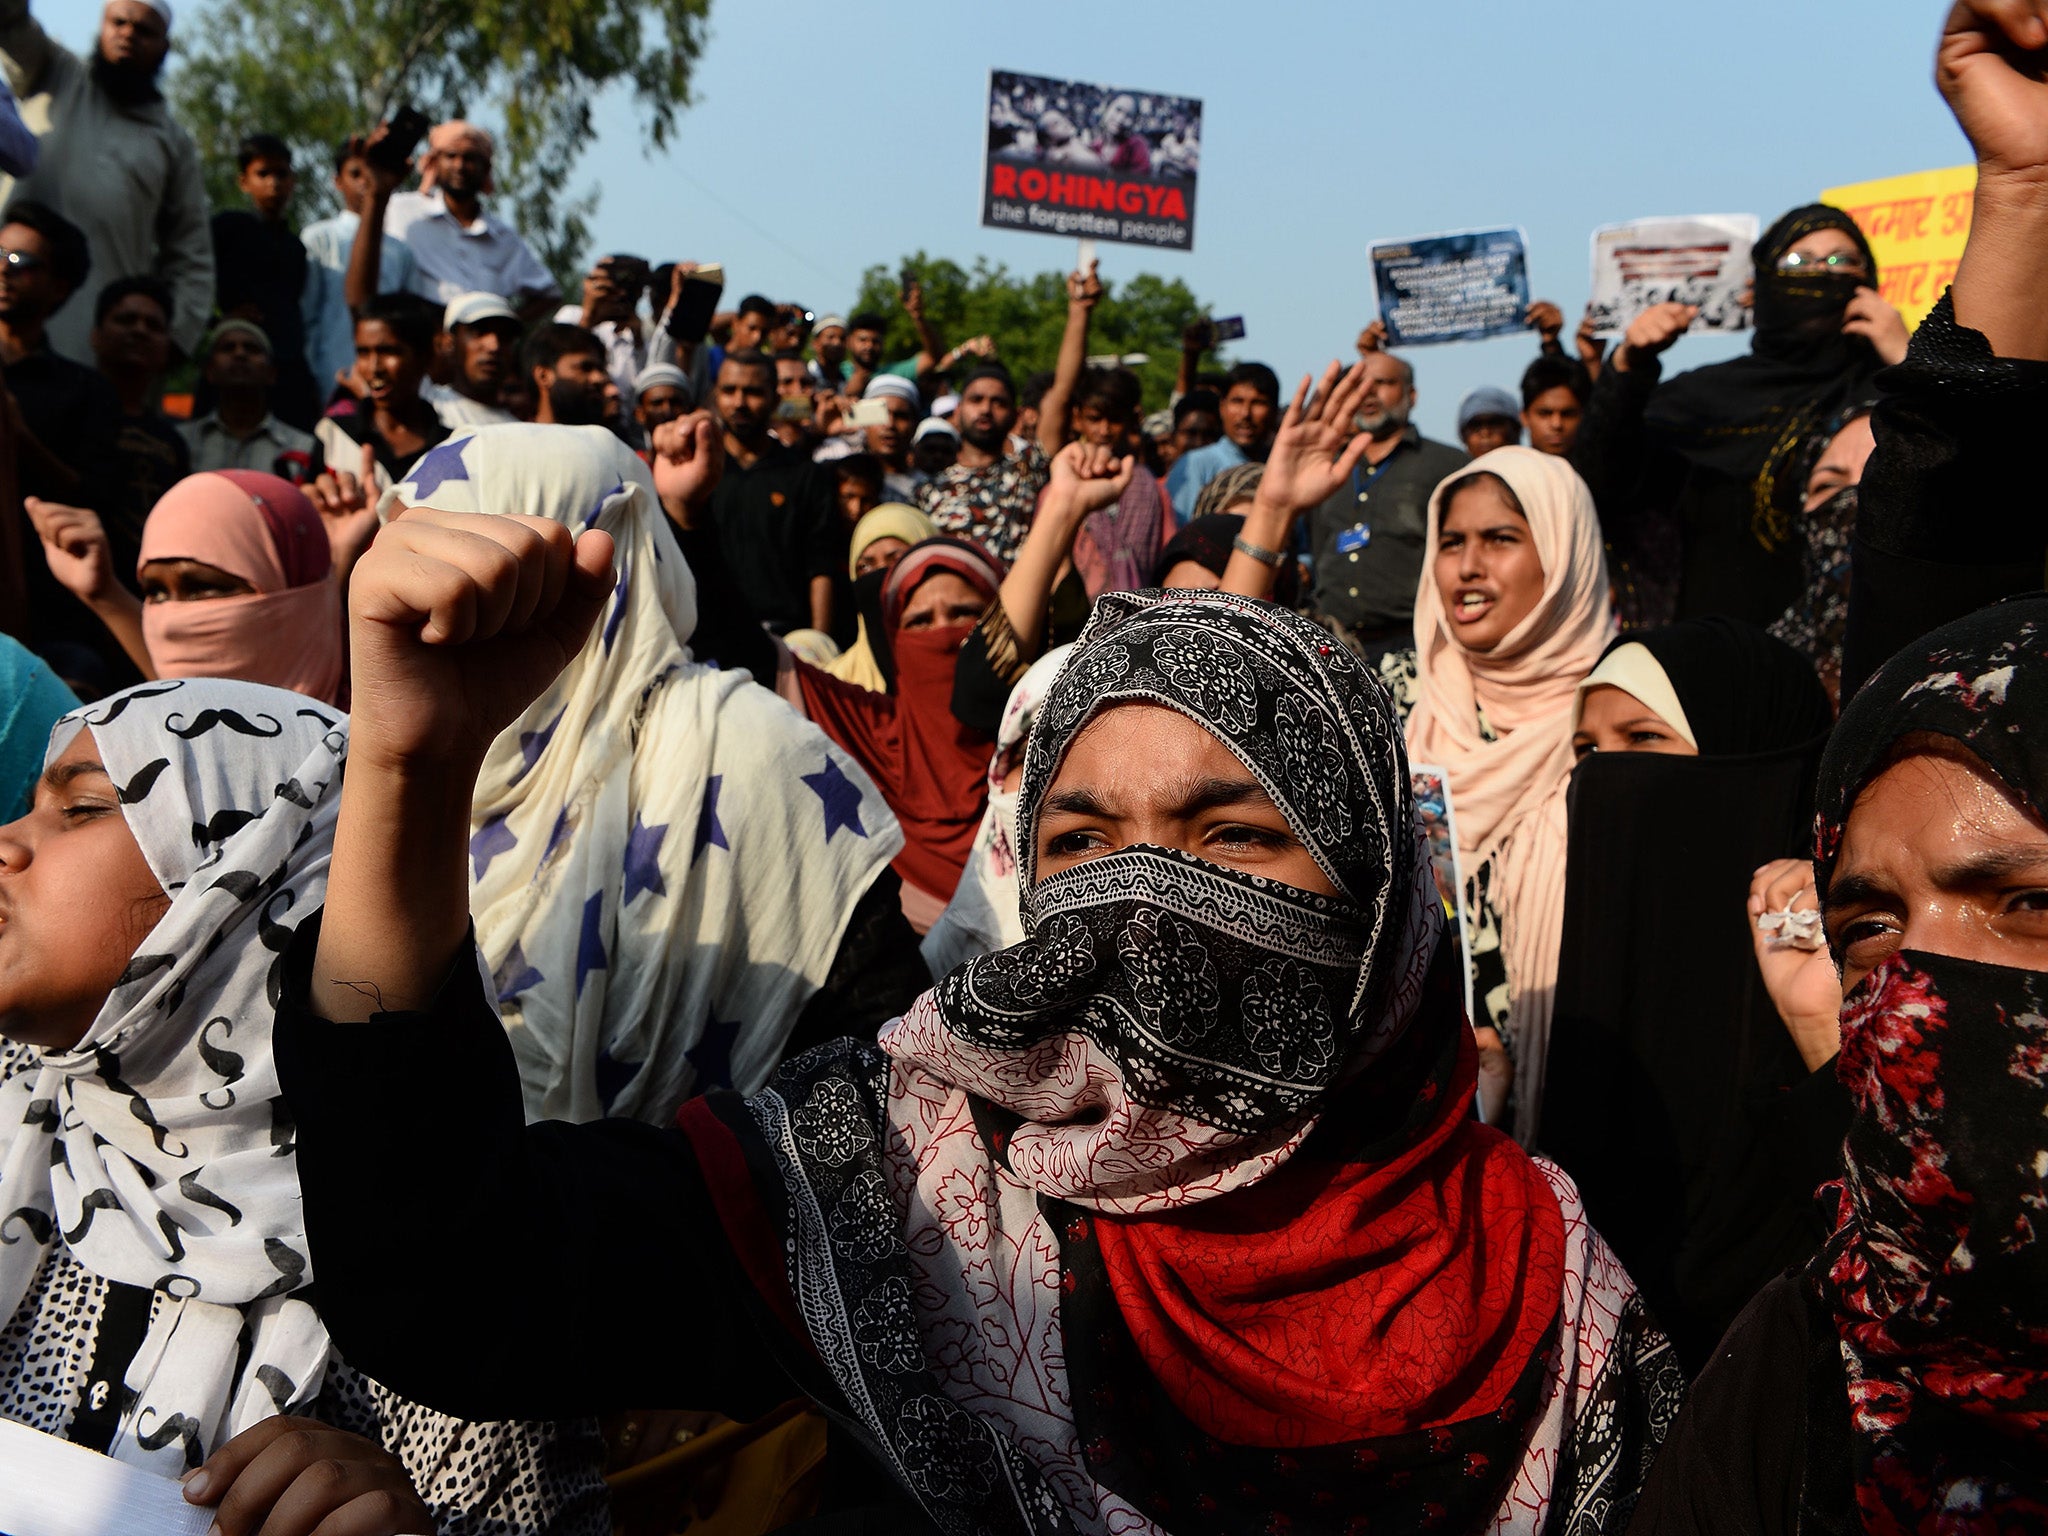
[1309,426,1468,635]
[0,0,213,360]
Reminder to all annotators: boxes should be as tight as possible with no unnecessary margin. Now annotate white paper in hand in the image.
[0,1416,214,1536]
[1587,214,1759,337]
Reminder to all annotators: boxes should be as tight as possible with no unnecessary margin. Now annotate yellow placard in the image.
[1821,165,1975,330]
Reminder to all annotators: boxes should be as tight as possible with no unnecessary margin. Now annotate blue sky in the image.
[51,0,1970,438]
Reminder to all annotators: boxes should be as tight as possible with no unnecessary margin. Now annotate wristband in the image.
[1231,535,1285,569]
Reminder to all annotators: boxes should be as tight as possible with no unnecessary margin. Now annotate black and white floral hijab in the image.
[0,678,345,1474]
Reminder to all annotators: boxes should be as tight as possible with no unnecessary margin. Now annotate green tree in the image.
[169,0,712,291]
[851,254,1227,413]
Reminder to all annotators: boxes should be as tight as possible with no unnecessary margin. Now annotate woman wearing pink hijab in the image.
[26,471,345,704]
[1402,446,1615,1147]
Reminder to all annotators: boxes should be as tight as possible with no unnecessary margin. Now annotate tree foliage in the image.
[169,0,712,290]
[851,253,1225,413]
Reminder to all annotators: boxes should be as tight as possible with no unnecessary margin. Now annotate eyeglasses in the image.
[0,250,46,274]
[1775,249,1867,275]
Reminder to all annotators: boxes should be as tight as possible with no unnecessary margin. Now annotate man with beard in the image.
[1164,360,1281,509]
[707,348,841,636]
[1307,347,1467,664]
[0,0,212,363]
[426,291,522,427]
[386,120,557,323]
[525,323,620,428]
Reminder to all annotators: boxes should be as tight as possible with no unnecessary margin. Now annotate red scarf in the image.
[1094,1032,1566,1446]
[797,625,993,904]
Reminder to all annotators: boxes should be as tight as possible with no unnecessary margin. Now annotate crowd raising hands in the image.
[2,2,2048,1534]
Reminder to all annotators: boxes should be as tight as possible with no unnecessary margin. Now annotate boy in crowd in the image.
[1520,353,1591,458]
[1456,385,1524,457]
[314,292,449,490]
[89,275,187,549]
[302,129,418,401]
[210,133,317,426]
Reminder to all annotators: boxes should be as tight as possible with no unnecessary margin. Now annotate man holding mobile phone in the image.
[302,124,420,406]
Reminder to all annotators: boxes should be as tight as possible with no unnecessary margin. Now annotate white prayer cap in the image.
[862,374,920,407]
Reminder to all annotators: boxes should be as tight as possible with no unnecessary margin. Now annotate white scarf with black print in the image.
[0,678,344,1475]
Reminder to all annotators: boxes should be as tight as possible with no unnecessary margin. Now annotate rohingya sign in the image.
[983,69,1201,251]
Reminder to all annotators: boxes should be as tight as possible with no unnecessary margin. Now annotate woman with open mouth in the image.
[1398,446,1616,1143]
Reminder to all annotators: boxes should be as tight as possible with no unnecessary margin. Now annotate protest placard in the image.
[983,70,1201,252]
[1822,165,1974,330]
[1587,215,1758,338]
[1410,765,1474,1031]
[1369,228,1529,346]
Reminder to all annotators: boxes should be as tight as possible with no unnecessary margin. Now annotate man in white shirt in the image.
[177,319,320,480]
[422,290,521,428]
[302,132,419,401]
[384,120,557,322]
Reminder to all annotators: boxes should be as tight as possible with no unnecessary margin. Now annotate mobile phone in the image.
[899,266,916,301]
[775,395,814,422]
[847,398,894,429]
[368,105,429,176]
[666,263,725,344]
[1211,315,1247,342]
[601,254,651,294]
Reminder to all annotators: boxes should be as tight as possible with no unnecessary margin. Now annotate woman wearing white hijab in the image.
[0,677,605,1532]
[378,425,922,1126]
[1402,446,1616,1145]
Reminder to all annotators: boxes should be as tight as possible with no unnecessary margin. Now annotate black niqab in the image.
[1543,620,1833,1370]
[1642,204,1884,553]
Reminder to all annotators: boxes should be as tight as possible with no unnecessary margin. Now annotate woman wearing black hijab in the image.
[1542,618,1835,1373]
[1586,205,1906,628]
[1628,594,2048,1533]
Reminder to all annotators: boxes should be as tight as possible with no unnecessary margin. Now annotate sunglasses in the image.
[1775,249,1867,275]
[0,249,46,274]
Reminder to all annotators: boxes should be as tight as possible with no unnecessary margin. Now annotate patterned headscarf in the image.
[705,590,1675,1535]
[0,679,345,1475]
[900,588,1441,1201]
[1810,595,2048,1530]
[382,424,902,1124]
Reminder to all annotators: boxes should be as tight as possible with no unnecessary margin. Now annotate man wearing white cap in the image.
[632,360,692,438]
[385,120,558,322]
[806,313,847,390]
[0,0,212,362]
[859,373,925,502]
[423,291,522,427]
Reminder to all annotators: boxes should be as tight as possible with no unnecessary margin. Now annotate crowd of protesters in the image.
[1,0,2047,1532]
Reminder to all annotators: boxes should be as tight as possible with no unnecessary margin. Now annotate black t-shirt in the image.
[111,410,190,551]
[3,346,135,667]
[708,441,845,634]
[211,210,308,364]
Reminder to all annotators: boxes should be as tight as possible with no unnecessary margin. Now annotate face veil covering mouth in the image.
[1817,950,2048,1532]
[940,840,1374,1136]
